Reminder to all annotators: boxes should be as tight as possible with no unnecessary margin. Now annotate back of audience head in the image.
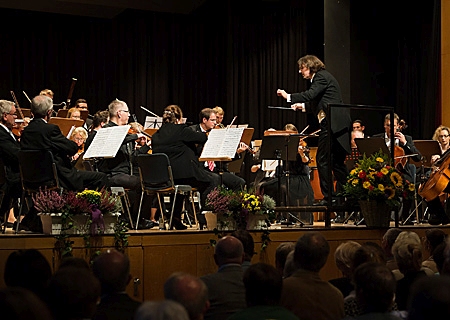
[46,267,100,320]
[334,240,362,278]
[294,231,329,272]
[275,242,295,274]
[433,241,447,274]
[214,236,244,267]
[163,272,209,320]
[4,249,52,299]
[407,275,450,320]
[283,250,297,278]
[134,300,190,320]
[392,232,423,274]
[58,256,90,271]
[244,262,283,307]
[0,287,53,320]
[424,228,447,255]
[353,262,396,314]
[381,228,402,255]
[92,249,131,295]
[351,242,387,272]
[231,230,255,263]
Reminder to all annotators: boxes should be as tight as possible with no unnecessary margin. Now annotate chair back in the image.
[18,150,60,193]
[137,153,174,191]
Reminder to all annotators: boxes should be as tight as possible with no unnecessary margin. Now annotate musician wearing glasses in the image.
[430,125,450,165]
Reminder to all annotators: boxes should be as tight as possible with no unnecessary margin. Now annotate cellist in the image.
[372,113,422,224]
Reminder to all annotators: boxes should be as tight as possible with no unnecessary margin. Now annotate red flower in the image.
[358,171,366,179]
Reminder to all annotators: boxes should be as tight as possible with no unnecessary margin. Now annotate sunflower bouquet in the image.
[342,151,415,208]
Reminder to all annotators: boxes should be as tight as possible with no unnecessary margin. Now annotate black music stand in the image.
[355,137,391,160]
[405,140,441,224]
[259,134,305,225]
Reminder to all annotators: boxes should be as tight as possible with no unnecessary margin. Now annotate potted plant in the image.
[341,151,415,227]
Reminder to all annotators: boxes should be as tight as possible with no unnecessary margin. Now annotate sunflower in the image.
[390,172,403,187]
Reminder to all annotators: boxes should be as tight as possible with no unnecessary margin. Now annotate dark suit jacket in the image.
[152,122,212,183]
[0,126,21,184]
[372,132,422,183]
[290,69,351,153]
[20,118,83,191]
[92,292,141,320]
[200,264,246,320]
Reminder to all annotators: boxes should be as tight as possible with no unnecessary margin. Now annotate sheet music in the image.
[262,159,279,171]
[200,127,245,159]
[83,125,130,159]
[144,116,163,129]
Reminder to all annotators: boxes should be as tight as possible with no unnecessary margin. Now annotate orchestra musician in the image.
[20,95,109,231]
[372,113,422,224]
[39,89,54,100]
[75,98,93,130]
[430,125,450,165]
[277,54,351,223]
[69,126,87,164]
[0,100,22,228]
[213,106,225,128]
[95,99,154,230]
[152,105,218,230]
[188,107,246,192]
[67,107,81,120]
[256,124,314,207]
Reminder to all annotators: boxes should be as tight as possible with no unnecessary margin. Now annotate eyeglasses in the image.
[73,137,84,142]
[439,135,449,138]
[7,112,17,117]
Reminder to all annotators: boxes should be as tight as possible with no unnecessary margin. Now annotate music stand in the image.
[355,137,391,160]
[259,134,304,225]
[406,140,441,224]
[144,116,163,129]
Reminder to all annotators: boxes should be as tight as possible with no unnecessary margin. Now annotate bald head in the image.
[164,272,209,320]
[214,236,244,267]
[92,249,131,294]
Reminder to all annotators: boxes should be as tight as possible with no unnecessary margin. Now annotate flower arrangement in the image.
[205,186,276,229]
[341,152,415,207]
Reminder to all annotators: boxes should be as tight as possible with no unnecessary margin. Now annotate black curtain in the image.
[0,0,439,141]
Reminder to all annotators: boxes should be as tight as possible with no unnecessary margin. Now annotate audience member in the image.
[58,256,90,270]
[407,275,450,320]
[283,250,297,278]
[391,231,428,311]
[46,266,100,320]
[432,241,447,275]
[421,228,447,274]
[275,242,295,274]
[381,228,402,271]
[0,287,53,320]
[92,249,141,320]
[329,240,362,298]
[342,262,402,320]
[228,263,299,320]
[231,230,255,271]
[280,231,344,320]
[163,272,209,320]
[134,300,189,320]
[200,236,246,320]
[4,249,52,301]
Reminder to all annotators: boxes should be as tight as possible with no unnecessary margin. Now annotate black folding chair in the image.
[136,153,197,230]
[17,150,61,233]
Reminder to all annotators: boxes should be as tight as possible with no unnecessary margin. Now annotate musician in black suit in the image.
[20,95,108,192]
[277,55,351,217]
[372,113,422,224]
[152,105,217,230]
[188,108,245,192]
[0,100,22,226]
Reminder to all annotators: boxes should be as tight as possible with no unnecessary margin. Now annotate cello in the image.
[418,150,450,201]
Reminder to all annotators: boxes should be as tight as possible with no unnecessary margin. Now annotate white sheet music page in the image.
[83,125,130,159]
[200,127,245,159]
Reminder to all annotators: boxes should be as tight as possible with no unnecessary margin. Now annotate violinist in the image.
[213,106,225,128]
[95,99,154,229]
[256,124,314,207]
[372,113,422,224]
[188,107,246,192]
[69,127,87,164]
[0,100,22,228]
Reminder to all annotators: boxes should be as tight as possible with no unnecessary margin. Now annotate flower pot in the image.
[102,213,119,234]
[204,212,237,230]
[39,213,62,235]
[247,214,269,230]
[358,200,391,228]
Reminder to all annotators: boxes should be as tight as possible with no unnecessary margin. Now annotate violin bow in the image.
[65,78,77,109]
[23,91,32,103]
